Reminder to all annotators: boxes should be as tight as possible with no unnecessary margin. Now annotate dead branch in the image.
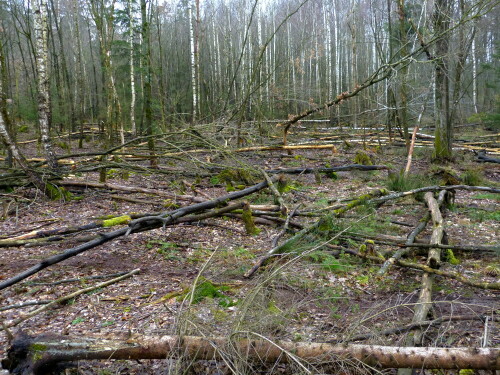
[272,204,301,247]
[0,301,51,313]
[0,177,278,291]
[337,315,497,343]
[3,332,499,374]
[265,164,389,174]
[59,180,206,203]
[0,269,140,331]
[378,190,448,275]
[370,185,499,206]
[25,271,130,286]
[409,191,446,346]
[245,189,389,278]
[260,169,287,214]
[350,249,500,290]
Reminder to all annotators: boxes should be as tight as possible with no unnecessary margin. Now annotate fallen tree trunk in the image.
[369,184,499,206]
[411,191,446,344]
[398,191,446,375]
[3,333,499,374]
[59,180,206,203]
[0,176,280,291]
[265,164,389,174]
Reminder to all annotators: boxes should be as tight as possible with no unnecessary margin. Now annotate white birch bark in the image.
[189,3,197,122]
[324,3,332,99]
[334,1,340,94]
[34,0,58,170]
[472,38,478,113]
[128,0,136,134]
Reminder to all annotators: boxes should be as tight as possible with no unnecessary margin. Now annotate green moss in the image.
[30,343,47,351]
[353,151,373,165]
[30,343,47,361]
[178,278,234,306]
[458,370,475,375]
[18,124,29,133]
[444,249,460,265]
[217,168,257,186]
[242,204,261,235]
[45,183,73,201]
[325,171,338,180]
[102,215,132,227]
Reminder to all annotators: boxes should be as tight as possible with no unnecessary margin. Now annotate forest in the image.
[0,0,499,374]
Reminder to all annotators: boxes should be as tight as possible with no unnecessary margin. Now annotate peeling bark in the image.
[3,333,499,374]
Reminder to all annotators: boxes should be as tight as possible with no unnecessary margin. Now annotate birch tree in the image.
[34,0,58,170]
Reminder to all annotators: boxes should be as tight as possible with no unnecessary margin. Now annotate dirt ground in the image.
[0,130,499,374]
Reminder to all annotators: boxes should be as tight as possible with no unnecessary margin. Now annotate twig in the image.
[335,315,498,343]
[25,271,130,286]
[0,300,51,312]
[272,204,300,247]
[1,269,140,330]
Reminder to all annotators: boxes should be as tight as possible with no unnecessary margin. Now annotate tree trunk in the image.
[128,0,137,135]
[0,111,48,196]
[3,333,499,374]
[433,0,452,160]
[34,0,58,171]
[141,0,156,167]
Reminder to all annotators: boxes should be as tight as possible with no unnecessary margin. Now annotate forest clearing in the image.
[0,0,499,374]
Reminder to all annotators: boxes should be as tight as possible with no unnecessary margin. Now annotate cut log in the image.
[3,333,499,374]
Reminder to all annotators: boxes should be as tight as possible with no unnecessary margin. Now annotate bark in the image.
[403,125,419,176]
[0,110,51,197]
[188,1,198,122]
[433,0,452,160]
[3,333,499,375]
[411,191,446,342]
[140,0,156,167]
[34,0,58,171]
[265,165,389,175]
[128,0,136,135]
[369,185,500,206]
[398,191,446,375]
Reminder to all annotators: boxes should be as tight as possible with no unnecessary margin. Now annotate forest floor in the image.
[0,125,499,374]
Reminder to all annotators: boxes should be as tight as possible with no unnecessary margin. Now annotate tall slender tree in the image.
[433,0,453,160]
[34,0,58,170]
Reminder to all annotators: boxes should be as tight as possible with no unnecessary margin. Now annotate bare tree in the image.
[34,0,58,170]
